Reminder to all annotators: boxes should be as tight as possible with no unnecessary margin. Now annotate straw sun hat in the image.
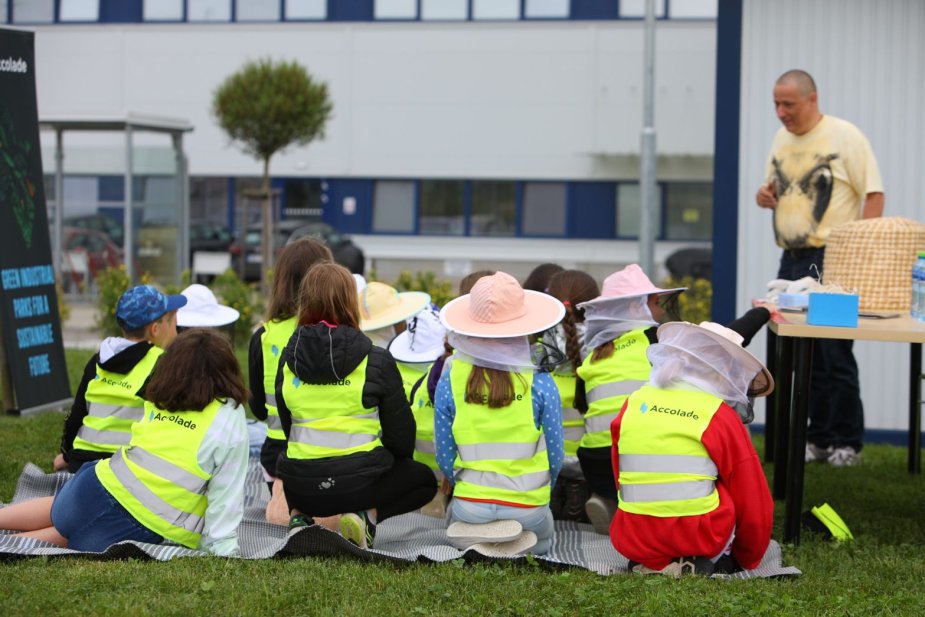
[656,321,774,398]
[176,284,239,328]
[440,272,565,338]
[359,282,431,332]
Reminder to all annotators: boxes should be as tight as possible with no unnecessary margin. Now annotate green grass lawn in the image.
[2,349,924,615]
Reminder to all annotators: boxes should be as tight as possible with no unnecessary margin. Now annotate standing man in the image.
[756,69,884,467]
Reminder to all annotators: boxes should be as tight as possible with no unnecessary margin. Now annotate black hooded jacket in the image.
[274,323,416,495]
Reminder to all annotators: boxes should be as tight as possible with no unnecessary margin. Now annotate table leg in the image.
[783,337,813,544]
[764,329,778,463]
[909,343,922,474]
[772,335,793,501]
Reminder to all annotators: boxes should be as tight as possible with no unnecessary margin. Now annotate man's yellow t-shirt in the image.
[764,115,883,249]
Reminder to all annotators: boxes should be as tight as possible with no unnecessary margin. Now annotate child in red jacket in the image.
[611,321,774,576]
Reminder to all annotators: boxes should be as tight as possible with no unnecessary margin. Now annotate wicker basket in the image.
[823,217,925,311]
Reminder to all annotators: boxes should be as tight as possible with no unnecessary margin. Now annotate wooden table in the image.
[765,310,925,543]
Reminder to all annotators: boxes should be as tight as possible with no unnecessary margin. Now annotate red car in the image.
[61,226,123,289]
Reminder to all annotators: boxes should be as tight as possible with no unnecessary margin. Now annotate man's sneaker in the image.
[827,446,861,467]
[584,493,616,535]
[446,520,523,550]
[805,443,833,463]
[630,556,714,577]
[288,513,313,531]
[339,511,376,549]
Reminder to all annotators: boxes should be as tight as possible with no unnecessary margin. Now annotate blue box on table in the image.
[806,292,859,328]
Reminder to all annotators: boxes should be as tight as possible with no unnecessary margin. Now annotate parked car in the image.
[190,220,233,260]
[231,220,364,280]
[60,226,123,290]
[63,213,124,248]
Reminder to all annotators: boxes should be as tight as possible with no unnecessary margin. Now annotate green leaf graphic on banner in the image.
[0,107,36,248]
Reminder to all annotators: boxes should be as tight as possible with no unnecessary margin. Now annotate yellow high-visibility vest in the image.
[617,385,721,518]
[261,317,298,441]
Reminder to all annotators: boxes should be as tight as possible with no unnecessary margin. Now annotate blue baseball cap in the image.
[116,285,187,331]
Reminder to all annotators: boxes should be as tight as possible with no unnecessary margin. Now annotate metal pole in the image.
[639,0,657,278]
[54,129,64,281]
[125,126,134,282]
[174,132,189,285]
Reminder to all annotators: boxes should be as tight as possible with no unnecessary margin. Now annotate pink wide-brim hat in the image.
[582,264,686,306]
[440,272,565,338]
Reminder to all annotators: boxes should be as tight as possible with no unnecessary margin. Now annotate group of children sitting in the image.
[0,240,775,576]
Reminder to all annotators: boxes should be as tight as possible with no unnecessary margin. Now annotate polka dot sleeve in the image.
[534,372,564,487]
[433,368,458,484]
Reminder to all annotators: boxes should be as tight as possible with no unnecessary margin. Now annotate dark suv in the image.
[231,220,364,280]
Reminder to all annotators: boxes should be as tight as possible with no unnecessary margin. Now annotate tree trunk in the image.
[260,156,273,293]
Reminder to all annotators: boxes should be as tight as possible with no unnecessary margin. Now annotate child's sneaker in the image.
[584,493,616,535]
[446,520,523,550]
[469,531,538,558]
[339,511,376,549]
[827,446,861,467]
[420,492,449,519]
[288,513,313,531]
[805,443,833,463]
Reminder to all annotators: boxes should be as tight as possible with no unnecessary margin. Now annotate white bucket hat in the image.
[388,307,447,363]
[176,284,240,328]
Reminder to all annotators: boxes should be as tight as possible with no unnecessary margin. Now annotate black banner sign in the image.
[0,28,71,413]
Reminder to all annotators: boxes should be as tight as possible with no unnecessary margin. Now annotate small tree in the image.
[212,58,333,290]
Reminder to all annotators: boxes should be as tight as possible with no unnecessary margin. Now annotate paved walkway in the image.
[62,300,102,350]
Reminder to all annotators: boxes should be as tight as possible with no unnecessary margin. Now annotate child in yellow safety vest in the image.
[539,269,600,522]
[53,284,186,474]
[435,272,566,556]
[1,329,250,554]
[613,322,775,575]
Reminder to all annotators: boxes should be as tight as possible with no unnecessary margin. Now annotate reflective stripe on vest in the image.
[261,318,297,441]
[552,371,584,457]
[616,386,721,518]
[576,329,651,449]
[95,399,224,548]
[73,346,162,454]
[282,356,383,460]
[449,360,550,507]
[107,449,205,535]
[412,362,439,473]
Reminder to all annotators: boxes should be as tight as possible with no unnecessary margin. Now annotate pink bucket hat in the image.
[440,272,565,338]
[583,264,685,306]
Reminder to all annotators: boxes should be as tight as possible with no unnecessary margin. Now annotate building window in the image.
[616,182,666,239]
[524,0,568,19]
[372,181,415,233]
[419,180,464,235]
[619,0,666,18]
[190,177,228,222]
[1,1,7,23]
[59,0,99,21]
[189,0,230,21]
[664,183,712,240]
[143,0,182,20]
[285,0,326,20]
[669,0,717,18]
[421,0,466,21]
[470,180,515,237]
[472,0,519,20]
[375,0,417,20]
[521,182,566,236]
[283,178,323,217]
[236,0,280,21]
[11,0,54,22]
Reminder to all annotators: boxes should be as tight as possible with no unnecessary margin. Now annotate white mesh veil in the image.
[647,326,764,405]
[580,295,658,351]
[447,331,536,371]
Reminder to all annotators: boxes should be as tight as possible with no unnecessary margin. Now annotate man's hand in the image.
[756,181,778,209]
[52,453,67,471]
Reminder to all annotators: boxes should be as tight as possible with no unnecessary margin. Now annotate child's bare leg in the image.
[0,497,55,531]
[17,527,68,547]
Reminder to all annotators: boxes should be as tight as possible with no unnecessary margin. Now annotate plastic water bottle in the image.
[912,254,920,319]
[912,251,925,320]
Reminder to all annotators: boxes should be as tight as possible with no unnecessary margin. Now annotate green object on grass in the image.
[811,503,854,542]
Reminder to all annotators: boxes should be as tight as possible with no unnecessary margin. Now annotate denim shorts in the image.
[51,460,163,552]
